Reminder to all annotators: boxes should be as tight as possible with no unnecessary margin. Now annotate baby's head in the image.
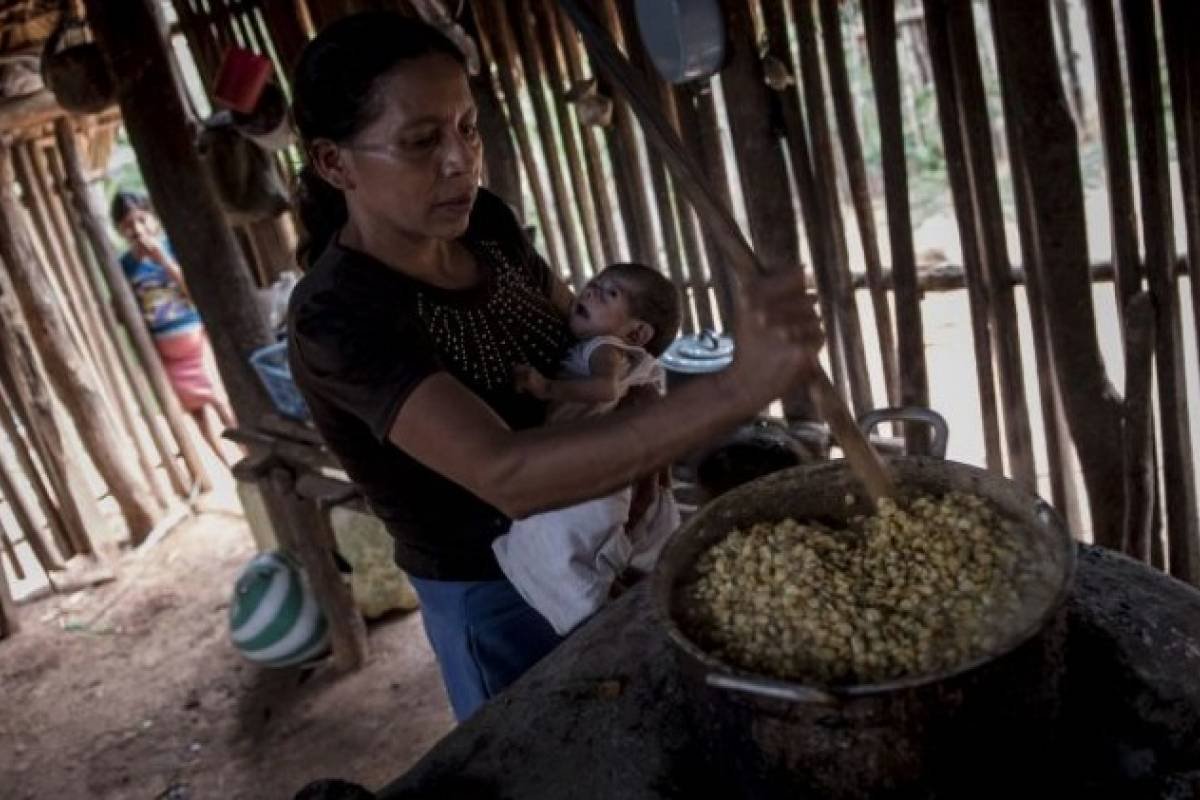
[569,262,682,356]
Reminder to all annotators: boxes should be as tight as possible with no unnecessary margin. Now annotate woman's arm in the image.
[390,270,820,518]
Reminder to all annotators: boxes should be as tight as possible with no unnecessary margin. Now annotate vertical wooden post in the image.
[863,0,930,454]
[992,17,1082,530]
[0,275,104,558]
[716,0,818,423]
[673,84,737,325]
[264,466,368,671]
[535,0,607,273]
[475,0,568,272]
[0,146,159,543]
[86,0,276,427]
[1161,0,1200,384]
[462,3,523,210]
[946,0,1038,490]
[0,435,63,573]
[615,0,695,330]
[508,0,589,286]
[920,0,1004,474]
[1122,292,1155,563]
[54,120,205,498]
[990,0,1125,553]
[0,546,18,638]
[553,5,622,264]
[762,0,847,402]
[1119,0,1199,583]
[0,380,73,562]
[817,0,899,407]
[1053,0,1086,129]
[792,0,873,417]
[1082,0,1140,330]
[43,143,170,510]
[597,0,657,265]
[257,0,313,73]
[12,145,98,383]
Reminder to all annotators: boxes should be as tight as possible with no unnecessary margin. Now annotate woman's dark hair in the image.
[601,262,683,357]
[291,12,466,268]
[109,190,152,228]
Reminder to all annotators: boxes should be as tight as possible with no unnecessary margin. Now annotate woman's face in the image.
[331,53,483,242]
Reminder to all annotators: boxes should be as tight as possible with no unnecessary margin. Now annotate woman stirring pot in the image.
[287,12,823,721]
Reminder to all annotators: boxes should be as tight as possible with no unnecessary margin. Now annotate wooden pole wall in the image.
[39,142,171,510]
[0,378,73,562]
[1119,0,1199,584]
[53,120,206,499]
[597,0,656,265]
[863,0,930,454]
[615,0,695,332]
[0,146,160,543]
[760,0,847,404]
[551,4,622,265]
[535,0,606,274]
[0,271,104,559]
[817,0,899,407]
[475,0,569,274]
[792,0,874,417]
[508,0,589,286]
[990,0,1125,552]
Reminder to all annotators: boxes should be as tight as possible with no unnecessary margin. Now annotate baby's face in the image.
[569,272,639,340]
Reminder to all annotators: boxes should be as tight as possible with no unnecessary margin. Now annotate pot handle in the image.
[705,672,838,705]
[857,406,949,459]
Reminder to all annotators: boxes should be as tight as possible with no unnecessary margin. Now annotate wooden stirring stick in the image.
[557,0,896,503]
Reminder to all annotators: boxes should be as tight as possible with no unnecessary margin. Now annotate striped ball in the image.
[229,551,330,668]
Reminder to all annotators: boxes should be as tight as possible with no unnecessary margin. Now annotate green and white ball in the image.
[230,551,330,668]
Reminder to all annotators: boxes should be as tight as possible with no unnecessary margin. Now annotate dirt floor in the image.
[0,496,454,800]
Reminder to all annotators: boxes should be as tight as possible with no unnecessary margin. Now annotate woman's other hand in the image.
[723,270,823,412]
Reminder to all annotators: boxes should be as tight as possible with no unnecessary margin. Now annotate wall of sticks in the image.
[0,114,216,616]
[165,0,1199,586]
[462,0,1200,585]
[7,0,1196,635]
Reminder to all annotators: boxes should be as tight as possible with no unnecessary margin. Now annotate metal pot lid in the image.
[661,329,734,373]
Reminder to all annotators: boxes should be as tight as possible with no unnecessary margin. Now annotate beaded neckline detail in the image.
[415,240,569,393]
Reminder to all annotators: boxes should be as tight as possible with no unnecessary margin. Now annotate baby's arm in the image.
[515,345,627,404]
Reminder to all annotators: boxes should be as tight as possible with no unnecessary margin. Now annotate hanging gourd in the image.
[41,10,116,113]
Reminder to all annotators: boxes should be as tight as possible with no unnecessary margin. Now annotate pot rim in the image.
[652,456,1078,699]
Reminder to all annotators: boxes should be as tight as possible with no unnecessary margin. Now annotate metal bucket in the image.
[652,458,1076,798]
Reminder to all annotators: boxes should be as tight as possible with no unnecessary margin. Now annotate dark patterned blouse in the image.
[288,189,573,580]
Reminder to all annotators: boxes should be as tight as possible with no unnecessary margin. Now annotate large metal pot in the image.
[652,458,1076,798]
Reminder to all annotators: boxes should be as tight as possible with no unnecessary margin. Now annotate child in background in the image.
[493,263,683,635]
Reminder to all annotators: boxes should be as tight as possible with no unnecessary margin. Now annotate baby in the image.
[493,263,683,635]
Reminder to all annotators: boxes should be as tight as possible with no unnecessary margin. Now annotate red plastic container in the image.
[212,46,273,114]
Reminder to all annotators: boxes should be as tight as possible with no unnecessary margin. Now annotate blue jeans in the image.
[409,575,563,721]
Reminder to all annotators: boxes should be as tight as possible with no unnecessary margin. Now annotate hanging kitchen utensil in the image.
[633,0,726,84]
[41,13,115,113]
[212,45,273,115]
[197,113,290,224]
[231,82,292,152]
